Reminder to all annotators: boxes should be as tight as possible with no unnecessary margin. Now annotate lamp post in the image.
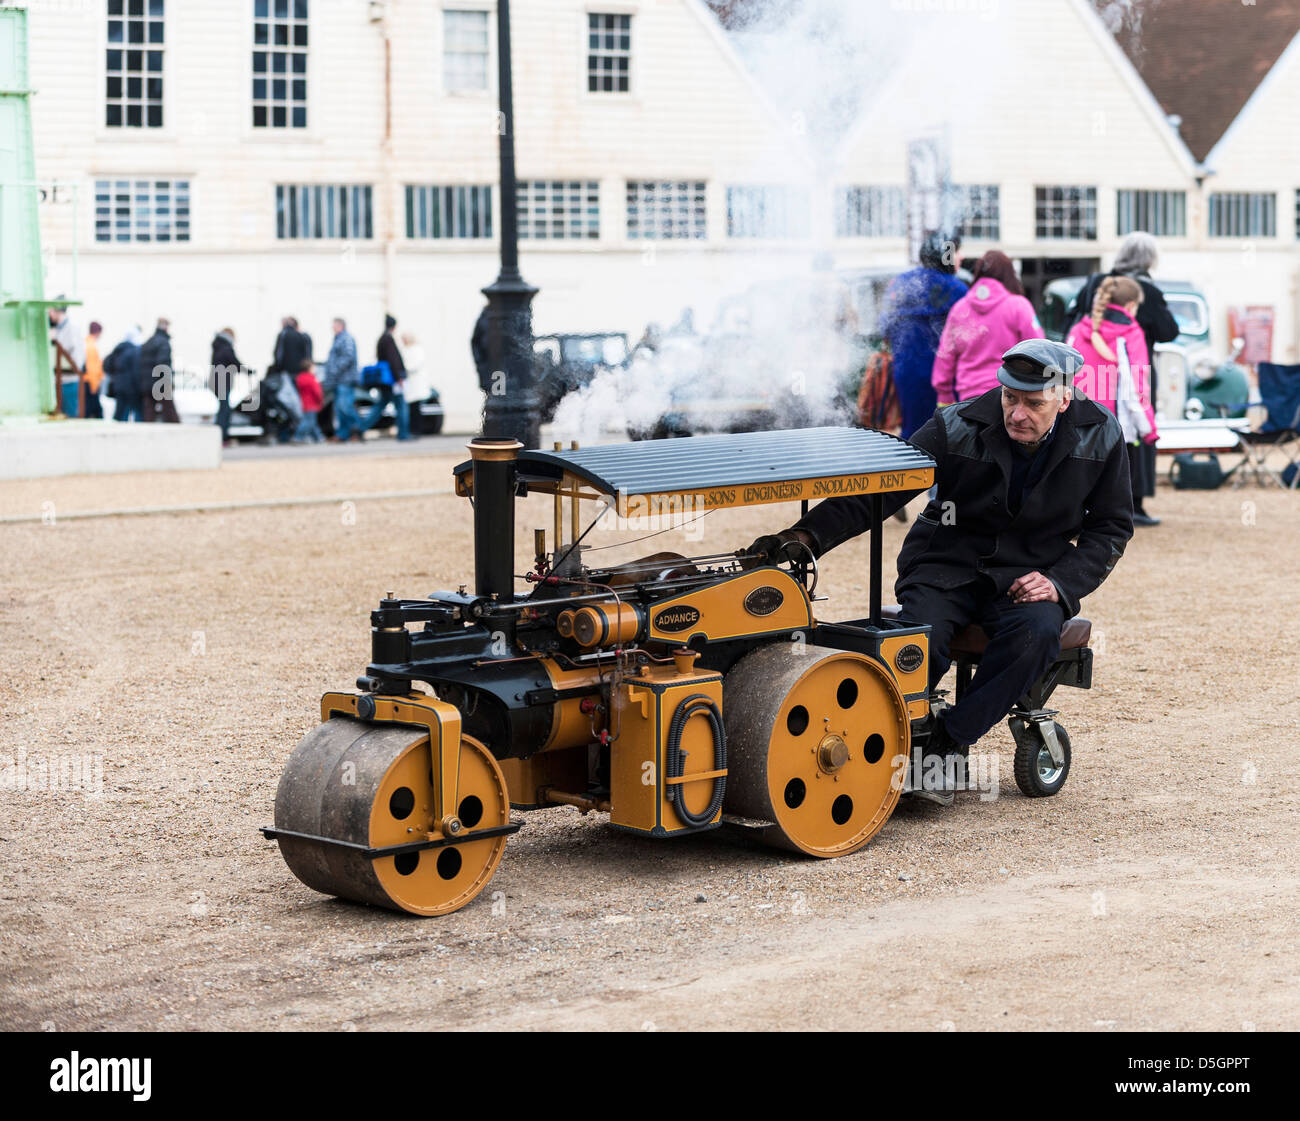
[479,0,540,448]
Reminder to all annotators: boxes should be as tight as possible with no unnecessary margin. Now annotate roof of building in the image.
[1085,1,1300,163]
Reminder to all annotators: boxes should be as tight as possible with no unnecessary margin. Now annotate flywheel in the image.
[723,643,910,856]
[273,717,509,915]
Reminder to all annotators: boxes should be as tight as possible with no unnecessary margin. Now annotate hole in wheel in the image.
[836,677,859,708]
[786,705,809,736]
[831,794,853,825]
[864,733,885,764]
[394,851,419,876]
[458,794,484,829]
[388,786,415,820]
[436,847,462,881]
[784,778,806,808]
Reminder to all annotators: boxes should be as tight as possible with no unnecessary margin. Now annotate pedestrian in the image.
[210,327,242,446]
[746,338,1133,803]
[83,321,105,419]
[140,317,179,423]
[1068,231,1178,523]
[932,251,1044,404]
[322,317,361,443]
[273,316,308,377]
[358,315,411,441]
[48,304,86,417]
[293,357,324,443]
[104,326,145,423]
[1067,276,1159,525]
[400,331,427,439]
[880,232,968,438]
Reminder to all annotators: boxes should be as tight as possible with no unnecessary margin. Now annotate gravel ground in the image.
[1,449,1297,1032]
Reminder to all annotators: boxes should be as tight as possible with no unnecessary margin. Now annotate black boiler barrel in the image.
[468,438,522,602]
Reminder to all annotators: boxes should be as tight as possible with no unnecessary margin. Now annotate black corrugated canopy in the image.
[455,427,935,513]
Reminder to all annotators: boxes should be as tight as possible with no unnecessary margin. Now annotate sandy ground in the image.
[1,447,1297,1032]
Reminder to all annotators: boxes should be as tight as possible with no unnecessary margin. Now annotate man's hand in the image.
[1008,571,1059,604]
[740,529,813,570]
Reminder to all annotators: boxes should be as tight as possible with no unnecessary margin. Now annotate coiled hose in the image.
[664,693,727,828]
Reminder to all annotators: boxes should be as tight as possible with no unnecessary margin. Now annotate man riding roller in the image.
[747,339,1134,802]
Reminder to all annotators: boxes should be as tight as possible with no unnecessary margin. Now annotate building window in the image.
[1209,192,1276,238]
[443,10,489,93]
[106,0,165,128]
[253,0,309,128]
[275,184,372,239]
[726,186,810,239]
[952,184,1000,240]
[94,178,190,243]
[626,181,706,240]
[587,13,631,92]
[1117,189,1186,237]
[518,181,600,240]
[1035,185,1097,240]
[835,186,906,237]
[405,185,493,239]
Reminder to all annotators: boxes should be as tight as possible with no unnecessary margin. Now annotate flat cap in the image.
[997,338,1085,392]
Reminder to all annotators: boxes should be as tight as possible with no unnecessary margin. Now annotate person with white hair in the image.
[1068,231,1180,526]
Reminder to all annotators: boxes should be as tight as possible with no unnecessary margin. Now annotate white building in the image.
[23,0,1300,434]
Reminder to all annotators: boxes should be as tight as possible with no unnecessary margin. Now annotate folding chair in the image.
[1237,363,1300,488]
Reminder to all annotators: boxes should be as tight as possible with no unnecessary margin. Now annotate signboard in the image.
[1227,305,1274,365]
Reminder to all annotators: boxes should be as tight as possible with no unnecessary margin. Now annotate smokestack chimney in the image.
[467,438,522,603]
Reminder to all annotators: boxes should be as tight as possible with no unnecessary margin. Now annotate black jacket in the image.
[274,326,308,376]
[140,328,172,387]
[210,333,241,397]
[103,341,142,398]
[377,331,406,380]
[794,389,1134,618]
[1070,272,1179,360]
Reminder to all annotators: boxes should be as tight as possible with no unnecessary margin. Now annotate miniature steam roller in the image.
[262,427,1089,916]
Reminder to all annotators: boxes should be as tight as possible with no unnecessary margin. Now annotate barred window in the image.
[253,0,309,128]
[1117,189,1186,237]
[275,184,372,239]
[444,10,489,93]
[835,186,906,237]
[1035,185,1097,240]
[587,13,631,93]
[1296,189,1300,240]
[626,181,706,240]
[106,0,165,128]
[1209,192,1276,238]
[94,178,190,243]
[518,181,600,240]
[726,186,810,239]
[405,185,493,239]
[952,184,1000,240]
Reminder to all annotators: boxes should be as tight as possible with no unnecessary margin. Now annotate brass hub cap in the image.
[816,733,850,774]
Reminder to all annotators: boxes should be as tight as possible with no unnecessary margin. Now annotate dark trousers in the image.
[114,394,144,422]
[899,580,1064,746]
[143,382,180,423]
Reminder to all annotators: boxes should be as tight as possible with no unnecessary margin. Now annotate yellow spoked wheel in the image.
[723,644,910,856]
[273,717,509,916]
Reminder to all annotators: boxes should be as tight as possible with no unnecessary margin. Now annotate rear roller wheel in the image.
[273,717,509,915]
[1011,719,1071,798]
[723,644,910,856]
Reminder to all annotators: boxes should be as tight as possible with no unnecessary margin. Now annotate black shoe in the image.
[1132,511,1161,527]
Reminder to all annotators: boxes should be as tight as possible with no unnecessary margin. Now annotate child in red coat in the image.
[293,357,324,443]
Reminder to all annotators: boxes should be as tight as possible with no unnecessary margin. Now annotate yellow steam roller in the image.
[262,428,944,915]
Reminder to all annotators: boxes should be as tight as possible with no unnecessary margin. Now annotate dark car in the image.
[533,333,630,422]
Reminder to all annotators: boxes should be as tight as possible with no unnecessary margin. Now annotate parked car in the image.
[533,332,630,422]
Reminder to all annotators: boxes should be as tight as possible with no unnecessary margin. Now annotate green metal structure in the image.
[0,7,55,416]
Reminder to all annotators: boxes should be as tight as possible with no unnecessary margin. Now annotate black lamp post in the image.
[479,0,540,448]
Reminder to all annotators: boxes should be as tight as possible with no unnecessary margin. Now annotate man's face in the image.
[333,320,343,334]
[1001,386,1069,444]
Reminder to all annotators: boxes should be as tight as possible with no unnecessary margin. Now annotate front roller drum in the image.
[273,716,509,916]
[723,644,910,856]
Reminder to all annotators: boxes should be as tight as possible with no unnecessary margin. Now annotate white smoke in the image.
[549,0,1011,445]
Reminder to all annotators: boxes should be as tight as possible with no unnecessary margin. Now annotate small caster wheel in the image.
[1011,719,1070,797]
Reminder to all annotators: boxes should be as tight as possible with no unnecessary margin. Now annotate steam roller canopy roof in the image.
[454,427,936,514]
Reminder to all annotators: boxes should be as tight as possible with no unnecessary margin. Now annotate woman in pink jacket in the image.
[1067,275,1160,525]
[931,251,1043,403]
